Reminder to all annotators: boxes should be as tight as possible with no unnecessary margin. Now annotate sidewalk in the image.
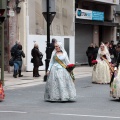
[3,66,93,90]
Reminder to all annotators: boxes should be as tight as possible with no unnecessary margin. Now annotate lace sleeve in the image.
[65,53,70,65]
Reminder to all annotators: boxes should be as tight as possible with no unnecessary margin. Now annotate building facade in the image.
[75,0,119,64]
[2,0,119,70]
[6,0,75,71]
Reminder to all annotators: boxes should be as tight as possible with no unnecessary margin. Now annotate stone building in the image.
[6,0,75,71]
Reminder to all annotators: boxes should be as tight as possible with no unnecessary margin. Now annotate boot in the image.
[18,70,23,77]
[13,70,17,78]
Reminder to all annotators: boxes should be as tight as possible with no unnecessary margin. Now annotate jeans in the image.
[14,61,22,71]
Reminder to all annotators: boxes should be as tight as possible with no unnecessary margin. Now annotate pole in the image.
[1,22,4,85]
[44,0,51,82]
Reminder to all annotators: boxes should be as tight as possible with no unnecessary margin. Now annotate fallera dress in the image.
[92,52,111,84]
[110,65,120,99]
[44,54,76,102]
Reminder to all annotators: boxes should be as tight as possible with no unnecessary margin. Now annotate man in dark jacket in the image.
[86,43,94,66]
[93,44,99,60]
[13,44,25,78]
[11,41,20,57]
[50,38,57,57]
[31,43,43,77]
[109,43,117,64]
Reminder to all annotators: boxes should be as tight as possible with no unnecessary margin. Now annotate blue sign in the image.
[92,11,104,21]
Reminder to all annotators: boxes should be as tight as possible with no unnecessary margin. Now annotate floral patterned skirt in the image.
[92,60,111,84]
[44,65,76,102]
[110,77,120,99]
[110,66,120,99]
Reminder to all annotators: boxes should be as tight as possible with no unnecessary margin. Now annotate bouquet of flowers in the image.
[66,64,76,81]
[66,64,75,72]
[92,60,98,65]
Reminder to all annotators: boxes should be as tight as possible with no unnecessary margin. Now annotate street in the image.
[0,76,120,120]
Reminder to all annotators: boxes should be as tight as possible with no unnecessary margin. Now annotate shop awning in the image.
[75,19,119,27]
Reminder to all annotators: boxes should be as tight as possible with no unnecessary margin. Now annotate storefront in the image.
[75,8,118,64]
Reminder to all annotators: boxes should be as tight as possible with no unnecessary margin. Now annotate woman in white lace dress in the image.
[110,46,120,99]
[92,43,112,84]
[44,41,76,102]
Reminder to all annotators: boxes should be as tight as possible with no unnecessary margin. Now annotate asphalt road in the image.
[0,77,120,120]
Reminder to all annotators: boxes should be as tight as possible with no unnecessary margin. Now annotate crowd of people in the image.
[91,40,120,99]
[1,39,120,102]
[86,41,118,67]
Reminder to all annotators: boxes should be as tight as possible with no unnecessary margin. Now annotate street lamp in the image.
[42,0,56,81]
[0,9,5,86]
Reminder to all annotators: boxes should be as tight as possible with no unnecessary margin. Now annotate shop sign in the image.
[76,9,104,21]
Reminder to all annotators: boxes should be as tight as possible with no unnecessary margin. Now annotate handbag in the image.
[9,57,14,66]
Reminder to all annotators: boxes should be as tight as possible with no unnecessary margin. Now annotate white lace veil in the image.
[97,42,111,62]
[98,43,109,55]
[52,41,67,56]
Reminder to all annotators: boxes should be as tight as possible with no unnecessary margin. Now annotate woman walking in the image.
[44,41,76,102]
[92,43,113,84]
[31,43,43,77]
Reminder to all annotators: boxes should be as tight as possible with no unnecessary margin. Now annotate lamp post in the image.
[42,0,56,81]
[0,9,5,86]
[45,0,50,80]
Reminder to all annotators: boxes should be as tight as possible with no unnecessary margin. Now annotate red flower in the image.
[92,60,98,64]
[66,64,75,68]
[66,64,75,72]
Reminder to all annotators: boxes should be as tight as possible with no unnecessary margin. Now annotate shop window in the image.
[64,38,70,58]
[117,27,120,41]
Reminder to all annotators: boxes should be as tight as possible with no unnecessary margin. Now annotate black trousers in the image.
[88,57,92,66]
[33,66,39,76]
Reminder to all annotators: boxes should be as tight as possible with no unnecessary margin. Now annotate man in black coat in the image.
[50,38,57,57]
[86,43,94,66]
[93,44,99,60]
[13,44,25,78]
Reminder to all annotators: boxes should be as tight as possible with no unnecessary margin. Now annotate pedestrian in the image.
[104,41,109,49]
[110,40,116,49]
[110,46,120,99]
[93,44,99,60]
[44,41,76,102]
[10,41,20,57]
[13,44,25,78]
[31,43,43,77]
[109,43,116,64]
[92,43,113,84]
[50,38,57,57]
[86,43,94,66]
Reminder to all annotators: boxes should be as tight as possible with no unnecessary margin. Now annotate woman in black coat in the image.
[31,43,43,77]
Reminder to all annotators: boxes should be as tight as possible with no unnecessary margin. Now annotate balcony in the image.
[116,5,120,15]
[83,0,119,5]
